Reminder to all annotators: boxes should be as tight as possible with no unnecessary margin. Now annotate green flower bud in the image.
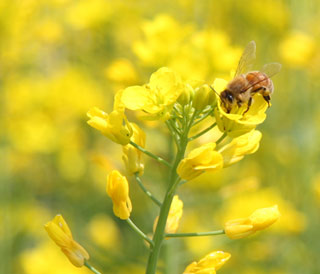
[177,84,193,106]
[192,84,216,111]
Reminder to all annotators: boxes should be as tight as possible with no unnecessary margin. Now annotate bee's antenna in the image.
[209,85,222,99]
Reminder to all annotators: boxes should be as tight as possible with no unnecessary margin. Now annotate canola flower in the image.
[44,215,89,267]
[121,67,186,120]
[106,170,132,220]
[183,251,231,274]
[87,107,133,145]
[212,78,268,137]
[46,41,281,274]
[85,63,279,273]
[224,205,280,239]
[177,143,223,181]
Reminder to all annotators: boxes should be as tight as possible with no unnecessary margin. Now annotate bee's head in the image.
[220,90,235,112]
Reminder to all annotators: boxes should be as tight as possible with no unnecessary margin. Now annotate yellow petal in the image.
[44,221,72,248]
[212,78,228,93]
[121,85,154,110]
[250,205,280,231]
[106,170,132,220]
[61,240,89,267]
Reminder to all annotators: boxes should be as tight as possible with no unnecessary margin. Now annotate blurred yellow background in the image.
[1,0,320,273]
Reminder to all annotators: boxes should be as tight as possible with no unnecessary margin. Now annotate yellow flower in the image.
[213,78,268,137]
[104,58,138,85]
[121,67,185,120]
[177,143,223,181]
[224,205,280,239]
[219,130,262,167]
[44,215,89,267]
[122,123,146,175]
[279,31,315,67]
[166,195,183,233]
[87,107,133,145]
[183,251,231,274]
[132,14,193,67]
[106,170,132,220]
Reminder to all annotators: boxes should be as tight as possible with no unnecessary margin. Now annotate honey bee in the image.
[218,41,281,113]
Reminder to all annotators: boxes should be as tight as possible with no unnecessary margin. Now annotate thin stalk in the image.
[84,261,102,274]
[126,218,154,247]
[130,141,171,168]
[166,120,180,146]
[166,230,225,238]
[134,173,162,207]
[216,132,227,144]
[189,122,217,141]
[192,107,214,126]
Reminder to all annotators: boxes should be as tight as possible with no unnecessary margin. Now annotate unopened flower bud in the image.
[224,205,280,239]
[107,170,132,220]
[192,84,216,111]
[178,84,193,106]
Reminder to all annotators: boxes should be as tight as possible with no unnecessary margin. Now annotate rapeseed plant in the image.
[45,42,281,274]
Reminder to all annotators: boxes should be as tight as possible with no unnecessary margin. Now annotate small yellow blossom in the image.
[224,205,280,239]
[104,59,138,84]
[87,107,133,145]
[132,14,193,67]
[219,130,262,167]
[154,195,183,234]
[122,123,146,175]
[106,170,132,220]
[183,251,231,274]
[279,31,315,67]
[121,67,185,120]
[87,214,120,249]
[177,143,223,181]
[213,78,268,137]
[44,215,89,267]
[65,0,111,30]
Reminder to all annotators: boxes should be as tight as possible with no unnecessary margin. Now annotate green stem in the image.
[145,108,195,274]
[84,261,102,274]
[130,141,171,168]
[126,218,154,247]
[192,107,213,126]
[189,122,217,141]
[166,120,180,145]
[216,132,227,144]
[135,173,162,207]
[166,230,225,238]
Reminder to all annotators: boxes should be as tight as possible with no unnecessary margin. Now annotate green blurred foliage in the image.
[1,0,320,273]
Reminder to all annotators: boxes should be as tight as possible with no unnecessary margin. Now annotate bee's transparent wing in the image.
[261,62,282,78]
[234,41,256,77]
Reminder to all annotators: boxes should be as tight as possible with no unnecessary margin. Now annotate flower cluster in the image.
[45,43,280,273]
[84,64,279,273]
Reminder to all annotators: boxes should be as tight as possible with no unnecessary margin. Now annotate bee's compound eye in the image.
[226,93,233,103]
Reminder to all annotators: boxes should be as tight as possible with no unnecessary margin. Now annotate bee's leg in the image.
[243,97,253,114]
[263,95,271,107]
